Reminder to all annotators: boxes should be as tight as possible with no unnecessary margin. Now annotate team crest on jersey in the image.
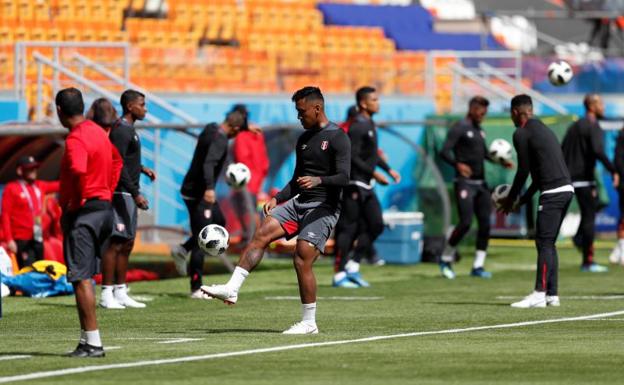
[204,209,212,219]
[368,130,374,137]
[480,131,486,138]
[460,189,468,199]
[321,141,328,150]
[466,131,474,138]
[116,223,126,232]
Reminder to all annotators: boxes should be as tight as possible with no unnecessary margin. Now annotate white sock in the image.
[85,330,102,347]
[101,285,114,296]
[473,250,487,269]
[441,244,455,263]
[79,329,86,345]
[345,260,360,274]
[302,302,316,324]
[334,271,347,281]
[226,266,249,292]
[114,284,127,296]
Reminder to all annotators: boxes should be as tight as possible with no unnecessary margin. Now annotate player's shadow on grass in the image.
[191,328,283,334]
[34,302,76,308]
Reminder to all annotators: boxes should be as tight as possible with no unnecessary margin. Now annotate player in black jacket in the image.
[101,89,156,310]
[333,86,400,288]
[562,94,618,272]
[439,96,512,279]
[500,94,573,308]
[202,87,351,335]
[609,127,624,264]
[171,111,245,298]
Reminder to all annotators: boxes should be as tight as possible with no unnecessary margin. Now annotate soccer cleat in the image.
[282,321,319,335]
[609,247,621,264]
[200,284,238,305]
[439,262,456,280]
[546,295,560,307]
[580,263,609,273]
[114,289,146,308]
[190,289,213,300]
[510,291,546,308]
[332,276,359,288]
[346,272,371,287]
[100,291,125,310]
[470,267,492,279]
[66,343,106,358]
[171,244,190,276]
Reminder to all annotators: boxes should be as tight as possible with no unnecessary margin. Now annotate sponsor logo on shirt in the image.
[307,232,317,239]
[321,141,328,151]
[466,131,474,138]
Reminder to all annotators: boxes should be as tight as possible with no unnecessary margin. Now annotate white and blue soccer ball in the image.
[547,60,573,86]
[489,138,513,164]
[491,184,511,209]
[225,162,251,189]
[198,224,229,256]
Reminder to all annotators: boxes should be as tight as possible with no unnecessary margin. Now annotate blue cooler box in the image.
[375,212,424,264]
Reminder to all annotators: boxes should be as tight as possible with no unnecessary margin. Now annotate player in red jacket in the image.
[231,104,269,246]
[1,156,59,269]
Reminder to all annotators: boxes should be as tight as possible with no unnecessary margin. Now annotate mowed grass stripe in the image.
[1,309,623,384]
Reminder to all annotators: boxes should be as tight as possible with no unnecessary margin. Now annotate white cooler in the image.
[374,212,424,265]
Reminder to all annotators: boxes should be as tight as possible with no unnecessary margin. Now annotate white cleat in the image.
[100,292,125,310]
[171,244,190,276]
[510,291,547,308]
[190,289,213,300]
[609,247,621,265]
[114,290,146,308]
[546,295,560,307]
[282,321,319,335]
[200,284,238,305]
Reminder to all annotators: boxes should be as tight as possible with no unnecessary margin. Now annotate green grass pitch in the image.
[2,243,624,384]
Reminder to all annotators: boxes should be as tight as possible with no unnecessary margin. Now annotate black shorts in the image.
[270,197,340,253]
[111,192,138,240]
[62,200,113,282]
[618,187,624,222]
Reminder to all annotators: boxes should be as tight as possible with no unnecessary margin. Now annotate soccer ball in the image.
[491,184,511,209]
[198,224,229,256]
[489,139,513,164]
[225,163,251,189]
[547,60,573,86]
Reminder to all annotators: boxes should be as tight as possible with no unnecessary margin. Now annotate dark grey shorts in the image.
[270,198,340,253]
[62,200,113,282]
[111,192,138,240]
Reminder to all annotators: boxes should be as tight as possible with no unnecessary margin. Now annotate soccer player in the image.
[438,96,511,279]
[609,125,624,263]
[201,87,350,334]
[1,156,59,268]
[171,110,245,298]
[56,87,122,357]
[500,94,573,308]
[561,93,618,273]
[100,90,156,310]
[333,86,400,288]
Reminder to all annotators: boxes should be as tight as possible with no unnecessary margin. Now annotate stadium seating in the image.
[1,0,517,113]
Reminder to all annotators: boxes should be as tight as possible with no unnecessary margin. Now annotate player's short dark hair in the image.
[511,94,533,109]
[87,98,118,129]
[469,95,489,108]
[120,89,145,114]
[291,86,324,103]
[55,87,84,117]
[225,110,245,129]
[356,86,376,104]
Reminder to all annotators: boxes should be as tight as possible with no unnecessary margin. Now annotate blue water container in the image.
[375,212,424,265]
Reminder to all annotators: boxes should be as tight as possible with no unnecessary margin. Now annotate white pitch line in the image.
[1,309,624,384]
[496,295,624,300]
[104,347,122,351]
[157,338,204,344]
[265,296,384,301]
[0,356,31,362]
